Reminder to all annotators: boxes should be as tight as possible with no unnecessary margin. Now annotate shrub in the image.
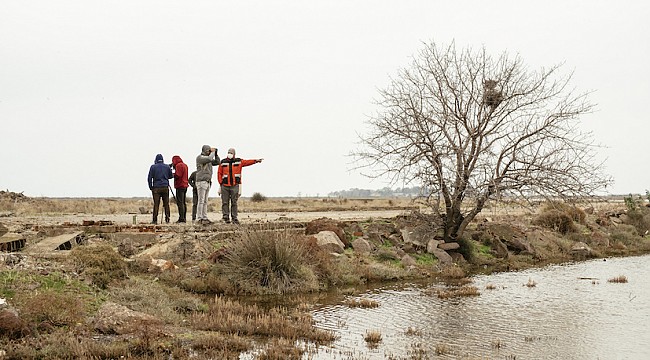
[623,207,650,235]
[533,209,576,234]
[222,230,317,294]
[609,225,640,246]
[71,244,128,288]
[18,290,86,328]
[541,201,586,224]
[251,192,267,202]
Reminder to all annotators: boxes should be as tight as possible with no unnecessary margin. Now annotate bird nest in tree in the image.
[483,79,503,108]
[483,90,503,107]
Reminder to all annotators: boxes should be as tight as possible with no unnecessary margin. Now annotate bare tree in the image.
[355,41,612,242]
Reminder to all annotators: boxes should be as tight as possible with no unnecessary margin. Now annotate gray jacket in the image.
[195,145,220,183]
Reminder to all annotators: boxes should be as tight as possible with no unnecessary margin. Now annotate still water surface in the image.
[310,255,650,359]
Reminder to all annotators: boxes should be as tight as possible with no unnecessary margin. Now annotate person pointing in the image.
[217,148,263,224]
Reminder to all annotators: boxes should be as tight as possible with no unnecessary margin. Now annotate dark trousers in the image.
[175,188,187,222]
[221,184,240,221]
[191,188,198,221]
[152,187,170,223]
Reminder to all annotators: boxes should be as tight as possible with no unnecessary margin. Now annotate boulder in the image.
[432,248,453,265]
[571,242,593,258]
[450,252,467,264]
[401,226,430,248]
[313,231,345,254]
[438,242,460,251]
[93,302,164,335]
[351,237,372,254]
[0,223,7,237]
[491,237,510,258]
[401,254,417,267]
[306,218,349,247]
[427,239,442,254]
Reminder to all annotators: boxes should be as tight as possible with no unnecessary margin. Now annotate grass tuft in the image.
[607,275,628,283]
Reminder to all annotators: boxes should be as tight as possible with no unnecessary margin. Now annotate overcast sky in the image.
[1,1,648,198]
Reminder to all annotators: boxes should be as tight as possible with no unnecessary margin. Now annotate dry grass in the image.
[191,296,336,344]
[607,275,628,283]
[70,244,128,289]
[435,343,450,355]
[342,297,380,308]
[525,278,537,287]
[258,338,305,360]
[440,265,466,279]
[404,327,423,336]
[1,195,418,215]
[485,283,497,290]
[364,330,382,347]
[221,229,318,295]
[436,286,480,299]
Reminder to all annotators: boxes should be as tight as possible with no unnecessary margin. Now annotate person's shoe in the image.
[202,219,213,225]
[232,219,240,225]
[165,218,170,224]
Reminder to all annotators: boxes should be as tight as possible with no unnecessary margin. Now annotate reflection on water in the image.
[311,255,650,359]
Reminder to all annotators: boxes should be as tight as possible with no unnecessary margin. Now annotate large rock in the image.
[401,226,431,248]
[485,223,533,256]
[351,237,372,254]
[306,218,349,247]
[438,242,460,251]
[93,302,163,335]
[432,248,453,265]
[0,223,7,237]
[571,242,593,258]
[427,239,442,254]
[313,231,345,254]
[401,254,417,267]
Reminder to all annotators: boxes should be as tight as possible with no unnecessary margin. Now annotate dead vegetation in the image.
[2,196,650,358]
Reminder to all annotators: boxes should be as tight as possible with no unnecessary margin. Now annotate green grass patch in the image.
[415,253,437,266]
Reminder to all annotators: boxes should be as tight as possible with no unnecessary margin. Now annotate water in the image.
[310,255,650,359]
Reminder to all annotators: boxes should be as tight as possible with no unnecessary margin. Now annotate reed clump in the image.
[342,297,380,308]
[436,286,480,299]
[607,275,628,283]
[191,296,336,344]
[364,330,382,348]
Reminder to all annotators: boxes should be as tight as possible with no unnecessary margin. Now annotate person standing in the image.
[217,148,263,224]
[188,170,198,222]
[147,154,173,224]
[171,155,189,223]
[195,145,220,224]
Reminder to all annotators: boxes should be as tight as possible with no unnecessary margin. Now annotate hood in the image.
[172,155,182,165]
[155,154,164,163]
[201,145,211,155]
[227,148,236,157]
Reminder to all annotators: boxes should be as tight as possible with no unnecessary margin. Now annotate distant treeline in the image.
[328,186,425,198]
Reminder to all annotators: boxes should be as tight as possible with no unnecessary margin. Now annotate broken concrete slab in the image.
[23,231,85,255]
[0,233,27,252]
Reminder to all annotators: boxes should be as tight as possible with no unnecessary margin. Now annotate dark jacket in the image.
[189,171,197,192]
[171,155,189,189]
[148,154,173,190]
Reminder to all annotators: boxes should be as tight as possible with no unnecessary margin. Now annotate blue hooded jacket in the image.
[148,154,173,190]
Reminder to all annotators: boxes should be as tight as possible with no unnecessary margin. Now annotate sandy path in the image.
[1,209,411,227]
